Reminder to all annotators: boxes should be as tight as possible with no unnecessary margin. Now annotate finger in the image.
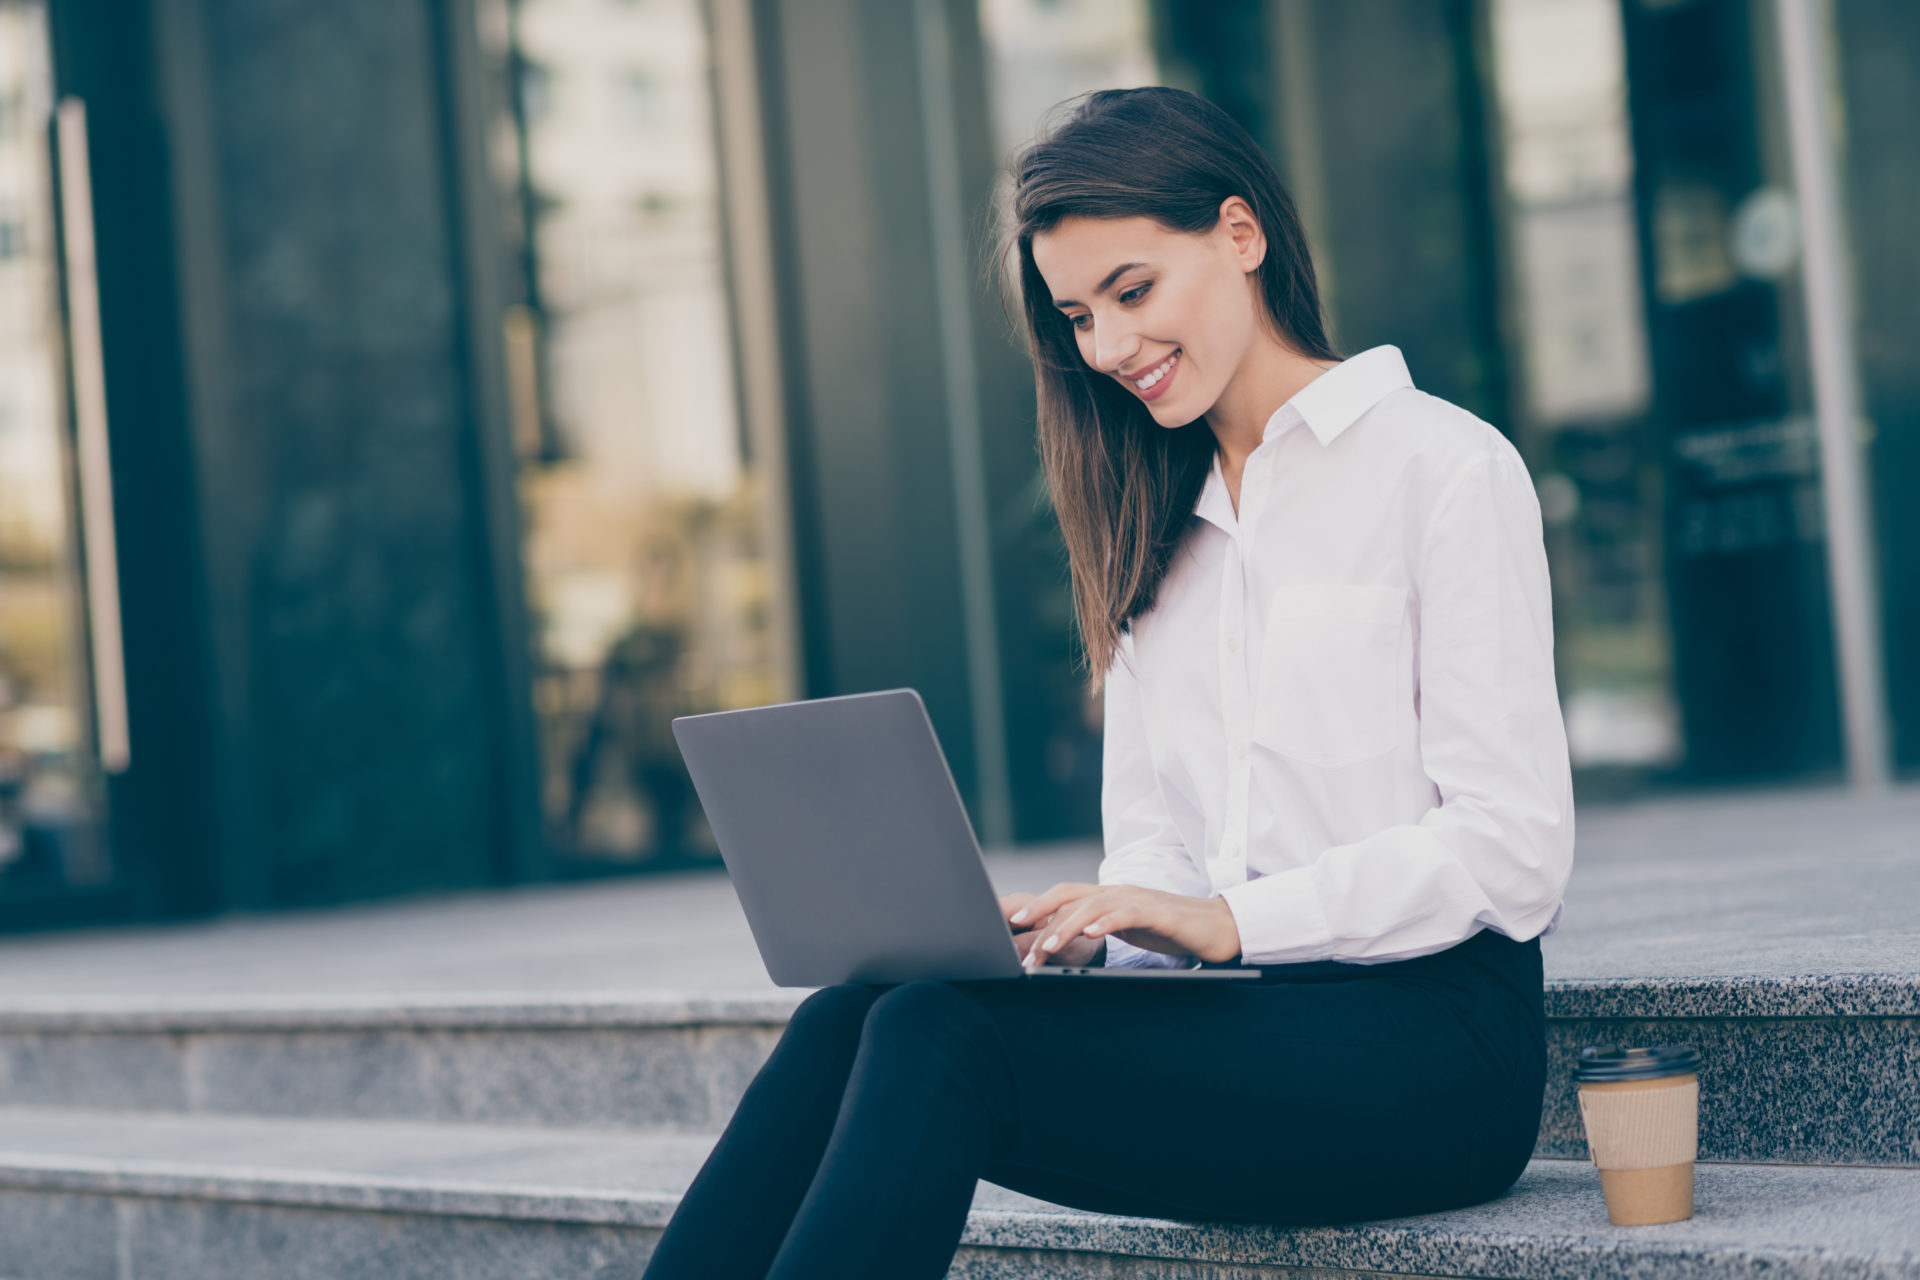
[1010,882,1082,926]
[1007,889,1054,929]
[1071,888,1143,936]
[1019,913,1076,965]
[1027,929,1099,966]
[1008,882,1097,929]
[1020,890,1109,963]
[1032,895,1159,965]
[1079,898,1146,941]
[1093,908,1192,958]
[1025,895,1113,964]
[998,891,1037,922]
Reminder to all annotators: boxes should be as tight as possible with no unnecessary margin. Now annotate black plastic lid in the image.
[1575,1044,1701,1083]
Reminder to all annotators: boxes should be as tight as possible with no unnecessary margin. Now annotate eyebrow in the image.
[1052,261,1151,310]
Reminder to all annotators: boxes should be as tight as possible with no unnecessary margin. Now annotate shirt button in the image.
[1231,741,1247,761]
[1226,634,1242,654]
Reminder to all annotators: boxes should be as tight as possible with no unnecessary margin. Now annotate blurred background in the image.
[0,0,1912,931]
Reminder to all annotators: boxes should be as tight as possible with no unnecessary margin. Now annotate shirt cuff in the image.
[1218,868,1335,966]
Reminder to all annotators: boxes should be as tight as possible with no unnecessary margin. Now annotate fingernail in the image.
[1011,908,1029,924]
[1043,935,1059,950]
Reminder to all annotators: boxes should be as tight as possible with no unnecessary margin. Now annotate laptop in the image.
[672,688,1263,987]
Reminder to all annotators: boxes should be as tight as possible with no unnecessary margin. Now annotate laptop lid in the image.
[672,689,1029,987]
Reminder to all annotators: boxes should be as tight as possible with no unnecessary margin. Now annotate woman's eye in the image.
[1067,284,1146,331]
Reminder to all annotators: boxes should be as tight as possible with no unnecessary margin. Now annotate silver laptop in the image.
[672,688,1262,986]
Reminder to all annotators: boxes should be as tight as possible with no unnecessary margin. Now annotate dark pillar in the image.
[1621,0,1843,782]
[144,0,541,908]
[753,0,1004,826]
[1217,0,1510,428]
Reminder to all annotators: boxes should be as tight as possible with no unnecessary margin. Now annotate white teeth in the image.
[1135,351,1178,389]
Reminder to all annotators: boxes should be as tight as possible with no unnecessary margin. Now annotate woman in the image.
[642,85,1573,1279]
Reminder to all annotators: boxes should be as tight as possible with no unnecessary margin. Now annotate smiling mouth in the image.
[1131,349,1180,394]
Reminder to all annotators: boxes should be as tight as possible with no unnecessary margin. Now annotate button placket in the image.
[1215,528,1253,891]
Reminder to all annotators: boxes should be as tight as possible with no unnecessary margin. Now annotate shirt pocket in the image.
[1251,583,1408,768]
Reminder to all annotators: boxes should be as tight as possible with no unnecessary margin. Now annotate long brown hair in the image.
[998,87,1340,688]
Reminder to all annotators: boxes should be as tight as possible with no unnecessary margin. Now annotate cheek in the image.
[1156,281,1219,349]
[1186,281,1256,363]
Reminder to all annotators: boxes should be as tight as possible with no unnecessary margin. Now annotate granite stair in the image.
[0,789,1914,1276]
[0,1106,1917,1279]
[0,970,1914,1277]
[0,972,1912,1165]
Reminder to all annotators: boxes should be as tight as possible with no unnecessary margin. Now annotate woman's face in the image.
[1029,200,1267,428]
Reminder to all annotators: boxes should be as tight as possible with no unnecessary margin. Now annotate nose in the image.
[1090,313,1141,376]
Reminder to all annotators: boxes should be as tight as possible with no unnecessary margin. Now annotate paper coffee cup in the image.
[1574,1045,1701,1226]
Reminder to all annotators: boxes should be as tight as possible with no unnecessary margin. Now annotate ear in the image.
[1218,195,1267,272]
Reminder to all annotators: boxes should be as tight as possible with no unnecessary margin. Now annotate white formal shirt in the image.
[1098,344,1573,968]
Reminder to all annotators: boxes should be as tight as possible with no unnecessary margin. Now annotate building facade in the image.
[0,0,1913,928]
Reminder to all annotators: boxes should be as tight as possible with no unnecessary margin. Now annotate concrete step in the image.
[1,973,1914,1167]
[0,993,803,1137]
[1543,972,1919,1167]
[0,1108,1915,1279]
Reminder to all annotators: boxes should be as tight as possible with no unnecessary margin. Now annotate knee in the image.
[1476,1075,1547,1200]
[863,980,973,1036]
[785,982,883,1042]
[858,981,1003,1071]
[859,982,1017,1148]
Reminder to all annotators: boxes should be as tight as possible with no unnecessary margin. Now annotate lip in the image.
[1129,349,1181,403]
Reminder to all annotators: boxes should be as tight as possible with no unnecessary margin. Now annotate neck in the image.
[1205,335,1341,474]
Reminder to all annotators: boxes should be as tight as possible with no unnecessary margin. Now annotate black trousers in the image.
[641,925,1546,1279]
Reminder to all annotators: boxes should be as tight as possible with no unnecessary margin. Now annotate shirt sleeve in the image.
[1218,443,1575,965]
[1098,634,1207,969]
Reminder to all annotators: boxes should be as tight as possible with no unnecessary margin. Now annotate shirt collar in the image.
[1262,344,1414,446]
[1190,345,1414,532]
[1194,453,1235,531]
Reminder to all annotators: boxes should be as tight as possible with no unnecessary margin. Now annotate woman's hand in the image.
[1008,883,1244,966]
[998,892,1104,966]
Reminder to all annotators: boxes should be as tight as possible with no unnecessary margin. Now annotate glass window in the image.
[475,0,793,869]
[1487,0,1681,775]
[1610,0,1844,783]
[979,0,1157,152]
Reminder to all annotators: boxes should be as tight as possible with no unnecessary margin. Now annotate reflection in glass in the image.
[979,0,1157,152]
[1488,0,1680,772]
[475,0,790,867]
[0,0,111,895]
[1613,0,1840,781]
